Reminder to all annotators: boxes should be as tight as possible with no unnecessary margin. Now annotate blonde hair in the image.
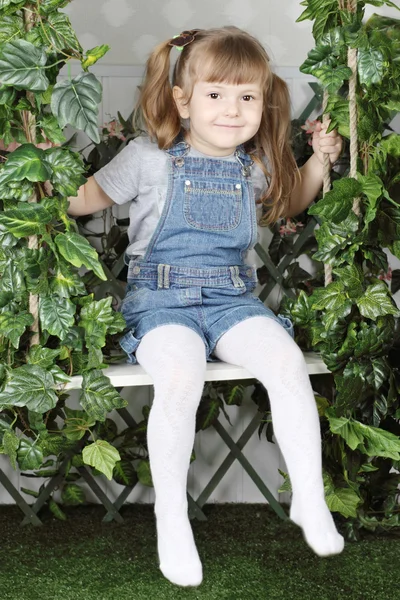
[137,26,298,225]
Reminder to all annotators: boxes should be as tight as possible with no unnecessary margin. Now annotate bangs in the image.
[188,35,270,88]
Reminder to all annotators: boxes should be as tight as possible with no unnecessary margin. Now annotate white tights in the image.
[136,317,344,587]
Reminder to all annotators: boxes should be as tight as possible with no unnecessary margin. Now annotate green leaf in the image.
[325,486,361,518]
[358,172,383,227]
[43,12,82,54]
[312,223,348,264]
[113,459,137,486]
[0,144,51,184]
[48,498,67,521]
[45,147,86,196]
[38,115,66,145]
[356,280,400,320]
[300,44,336,75]
[80,370,128,423]
[55,232,106,281]
[26,344,60,369]
[17,438,44,471]
[333,263,364,299]
[38,0,71,14]
[381,134,400,158]
[314,65,353,94]
[136,459,153,487]
[0,364,57,413]
[311,281,345,311]
[0,40,49,91]
[327,411,364,450]
[51,72,102,144]
[50,263,87,298]
[61,483,85,506]
[0,203,51,238]
[358,48,385,85]
[39,295,76,339]
[82,440,121,481]
[308,177,361,223]
[0,311,34,348]
[0,14,23,45]
[63,406,96,441]
[82,45,110,69]
[3,430,19,469]
[289,290,316,326]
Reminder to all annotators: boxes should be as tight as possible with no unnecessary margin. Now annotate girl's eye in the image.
[209,93,220,99]
[242,95,254,101]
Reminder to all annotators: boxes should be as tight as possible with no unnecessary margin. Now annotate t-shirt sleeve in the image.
[93,139,140,205]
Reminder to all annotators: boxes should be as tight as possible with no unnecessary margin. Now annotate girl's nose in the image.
[225,101,239,117]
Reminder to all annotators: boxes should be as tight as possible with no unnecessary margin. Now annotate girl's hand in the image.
[311,121,342,165]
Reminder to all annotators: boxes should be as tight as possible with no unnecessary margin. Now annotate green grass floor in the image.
[0,503,399,600]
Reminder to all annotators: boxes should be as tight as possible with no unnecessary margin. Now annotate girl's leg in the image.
[214,316,344,556]
[136,324,207,587]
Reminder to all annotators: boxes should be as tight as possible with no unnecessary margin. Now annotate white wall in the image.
[63,0,399,68]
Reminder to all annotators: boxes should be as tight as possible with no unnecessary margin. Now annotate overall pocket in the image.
[183,180,242,231]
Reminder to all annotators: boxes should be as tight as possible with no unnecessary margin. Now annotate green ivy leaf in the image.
[0,40,49,91]
[0,144,51,184]
[325,486,361,518]
[44,147,86,197]
[311,281,345,311]
[333,263,364,299]
[51,72,102,144]
[82,45,111,70]
[61,483,86,506]
[0,364,58,413]
[113,459,137,486]
[313,65,353,94]
[39,295,76,339]
[80,370,128,423]
[63,406,96,441]
[50,263,87,298]
[358,47,385,85]
[38,115,66,145]
[55,232,107,281]
[48,498,67,521]
[356,280,400,320]
[309,178,361,223]
[43,12,82,54]
[300,43,336,74]
[136,459,153,487]
[37,0,71,14]
[82,439,121,480]
[3,430,19,469]
[0,311,34,348]
[26,345,61,368]
[0,14,23,45]
[0,203,52,237]
[17,438,44,470]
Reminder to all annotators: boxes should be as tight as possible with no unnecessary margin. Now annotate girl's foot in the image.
[156,512,203,587]
[290,499,344,557]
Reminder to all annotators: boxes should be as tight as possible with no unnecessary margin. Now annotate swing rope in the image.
[323,0,359,287]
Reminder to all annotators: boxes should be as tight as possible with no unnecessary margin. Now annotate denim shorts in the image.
[119,261,294,363]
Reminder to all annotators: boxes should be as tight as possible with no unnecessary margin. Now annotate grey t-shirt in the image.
[94,135,268,258]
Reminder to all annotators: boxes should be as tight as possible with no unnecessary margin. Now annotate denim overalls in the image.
[119,139,293,363]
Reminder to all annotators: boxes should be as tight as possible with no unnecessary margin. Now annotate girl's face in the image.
[173,81,263,156]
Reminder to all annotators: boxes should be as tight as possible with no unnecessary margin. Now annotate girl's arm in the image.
[286,122,342,218]
[67,176,115,216]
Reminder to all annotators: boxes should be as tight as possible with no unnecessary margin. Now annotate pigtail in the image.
[138,40,182,149]
[256,73,299,225]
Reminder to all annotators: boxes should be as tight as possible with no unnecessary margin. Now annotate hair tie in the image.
[169,29,201,51]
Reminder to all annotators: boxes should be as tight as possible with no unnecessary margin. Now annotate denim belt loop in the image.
[157,264,171,289]
[229,266,245,288]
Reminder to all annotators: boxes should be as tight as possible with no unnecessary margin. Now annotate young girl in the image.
[68,26,344,587]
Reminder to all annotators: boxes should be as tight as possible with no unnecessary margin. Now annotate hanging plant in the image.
[285,1,400,537]
[0,0,128,494]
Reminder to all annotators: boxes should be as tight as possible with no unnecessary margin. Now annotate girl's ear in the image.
[172,86,190,119]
